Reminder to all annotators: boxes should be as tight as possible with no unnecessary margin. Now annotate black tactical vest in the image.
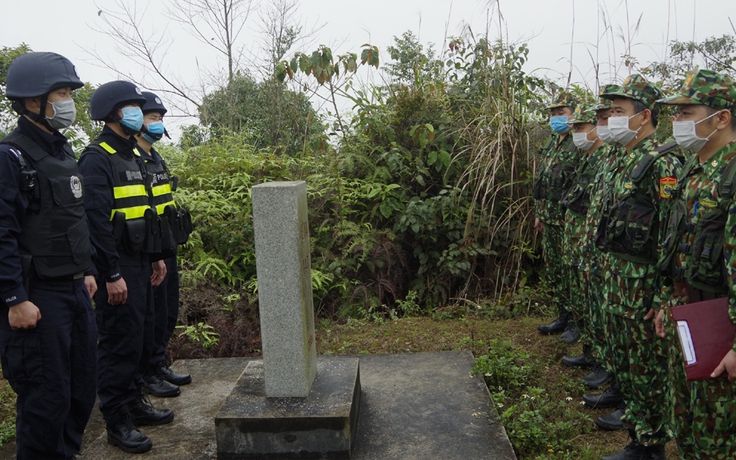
[596,142,680,264]
[1,132,92,278]
[85,141,160,255]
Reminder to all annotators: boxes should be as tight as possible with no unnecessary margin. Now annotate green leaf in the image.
[440,150,451,167]
[427,150,437,166]
[379,200,392,218]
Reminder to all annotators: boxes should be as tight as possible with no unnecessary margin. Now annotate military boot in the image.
[158,361,192,386]
[559,322,581,345]
[129,395,175,426]
[583,380,624,409]
[142,366,181,397]
[595,406,625,431]
[562,344,596,368]
[106,408,153,454]
[601,433,647,460]
[583,364,612,388]
[538,310,570,334]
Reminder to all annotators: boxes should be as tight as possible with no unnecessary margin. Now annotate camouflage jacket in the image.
[561,144,608,267]
[581,144,622,275]
[659,140,736,348]
[597,137,683,311]
[533,133,578,226]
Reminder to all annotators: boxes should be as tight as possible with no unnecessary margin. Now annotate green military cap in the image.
[657,69,736,114]
[568,103,598,124]
[594,84,619,110]
[601,74,662,110]
[547,90,576,109]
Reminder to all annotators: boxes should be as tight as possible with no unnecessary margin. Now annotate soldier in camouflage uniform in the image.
[560,103,606,366]
[534,91,578,338]
[657,69,736,460]
[596,75,682,460]
[577,86,629,432]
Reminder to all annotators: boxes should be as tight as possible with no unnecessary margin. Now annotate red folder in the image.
[671,297,735,381]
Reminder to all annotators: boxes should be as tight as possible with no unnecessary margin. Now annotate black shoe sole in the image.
[107,435,153,453]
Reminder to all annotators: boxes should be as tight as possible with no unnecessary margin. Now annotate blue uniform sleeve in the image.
[0,146,29,306]
[78,149,122,282]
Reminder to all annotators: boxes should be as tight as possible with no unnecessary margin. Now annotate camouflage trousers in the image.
[541,223,569,313]
[602,275,671,445]
[663,309,736,459]
[584,271,610,367]
[567,266,590,342]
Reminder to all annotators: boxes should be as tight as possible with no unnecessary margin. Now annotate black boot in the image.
[562,344,596,368]
[159,361,192,386]
[558,322,581,345]
[601,438,648,460]
[583,380,624,409]
[106,409,153,454]
[583,364,613,388]
[647,444,666,460]
[129,395,175,426]
[538,310,570,334]
[142,368,181,397]
[595,406,625,431]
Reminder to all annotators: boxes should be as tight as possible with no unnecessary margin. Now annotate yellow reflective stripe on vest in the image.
[113,184,148,200]
[110,206,149,220]
[99,142,117,154]
[155,201,176,215]
[152,183,172,197]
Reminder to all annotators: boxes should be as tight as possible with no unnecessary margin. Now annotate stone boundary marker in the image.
[251,181,317,398]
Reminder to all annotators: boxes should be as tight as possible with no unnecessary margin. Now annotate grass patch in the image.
[0,377,15,447]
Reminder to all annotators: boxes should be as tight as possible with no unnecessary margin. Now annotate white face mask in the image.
[597,125,614,144]
[672,111,721,152]
[45,98,77,130]
[608,111,643,145]
[572,129,596,151]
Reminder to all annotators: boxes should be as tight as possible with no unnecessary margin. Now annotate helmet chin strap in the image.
[111,113,140,137]
[12,95,57,132]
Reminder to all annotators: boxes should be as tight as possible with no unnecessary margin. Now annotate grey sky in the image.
[2,0,734,136]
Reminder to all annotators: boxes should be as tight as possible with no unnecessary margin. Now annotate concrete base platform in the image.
[216,357,360,459]
[0,351,516,460]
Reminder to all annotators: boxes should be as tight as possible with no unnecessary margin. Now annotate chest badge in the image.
[70,175,83,199]
[660,176,677,199]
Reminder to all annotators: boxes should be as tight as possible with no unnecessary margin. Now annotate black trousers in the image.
[95,256,154,425]
[0,277,97,460]
[149,256,180,368]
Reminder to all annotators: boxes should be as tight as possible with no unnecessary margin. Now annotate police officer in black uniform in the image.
[0,51,98,460]
[136,92,193,398]
[78,80,171,454]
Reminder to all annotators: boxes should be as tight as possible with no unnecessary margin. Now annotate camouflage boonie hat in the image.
[568,103,598,124]
[594,84,619,110]
[657,69,736,114]
[547,90,576,110]
[601,74,662,110]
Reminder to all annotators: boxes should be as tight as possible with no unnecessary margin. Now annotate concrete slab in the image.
[0,352,515,460]
[216,357,360,459]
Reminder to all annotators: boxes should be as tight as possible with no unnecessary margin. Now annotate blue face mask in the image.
[143,121,165,143]
[120,106,144,133]
[549,115,570,133]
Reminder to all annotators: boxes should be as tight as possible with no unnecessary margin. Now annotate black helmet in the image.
[141,91,167,115]
[90,80,147,121]
[5,52,84,99]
